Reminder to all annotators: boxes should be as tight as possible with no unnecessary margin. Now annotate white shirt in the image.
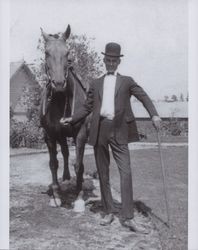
[100,72,117,119]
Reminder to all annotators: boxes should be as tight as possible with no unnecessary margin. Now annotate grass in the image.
[83,146,188,250]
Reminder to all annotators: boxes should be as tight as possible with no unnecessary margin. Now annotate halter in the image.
[45,63,69,88]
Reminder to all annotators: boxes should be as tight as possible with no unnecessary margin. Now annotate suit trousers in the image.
[94,117,134,220]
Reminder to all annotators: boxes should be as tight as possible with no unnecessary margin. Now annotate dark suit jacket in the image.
[72,74,159,145]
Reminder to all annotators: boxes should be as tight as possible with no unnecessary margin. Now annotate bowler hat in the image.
[102,42,124,57]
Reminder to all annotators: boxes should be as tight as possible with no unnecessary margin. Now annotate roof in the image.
[10,61,25,79]
[132,101,188,118]
[10,61,37,81]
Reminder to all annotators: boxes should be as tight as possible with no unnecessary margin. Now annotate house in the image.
[10,61,40,121]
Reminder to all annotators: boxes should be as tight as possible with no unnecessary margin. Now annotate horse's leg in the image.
[58,138,70,181]
[45,134,61,206]
[74,123,87,193]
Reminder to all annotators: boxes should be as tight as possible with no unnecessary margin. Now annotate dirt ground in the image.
[10,145,187,250]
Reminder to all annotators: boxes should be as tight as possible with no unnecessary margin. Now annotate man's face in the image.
[103,56,120,74]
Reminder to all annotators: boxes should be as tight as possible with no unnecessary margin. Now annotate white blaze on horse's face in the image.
[41,25,71,92]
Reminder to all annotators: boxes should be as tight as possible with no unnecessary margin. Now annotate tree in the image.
[171,94,178,102]
[186,93,188,102]
[179,93,184,102]
[164,95,169,102]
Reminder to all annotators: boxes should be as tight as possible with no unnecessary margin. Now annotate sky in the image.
[10,0,188,100]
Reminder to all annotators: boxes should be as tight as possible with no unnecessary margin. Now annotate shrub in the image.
[10,119,25,148]
[10,83,44,148]
[136,118,188,140]
[23,120,44,148]
[10,118,44,148]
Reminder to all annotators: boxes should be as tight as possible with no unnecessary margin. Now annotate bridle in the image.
[44,60,70,119]
[45,62,69,88]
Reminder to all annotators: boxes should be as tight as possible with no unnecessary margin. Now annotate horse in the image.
[40,25,88,206]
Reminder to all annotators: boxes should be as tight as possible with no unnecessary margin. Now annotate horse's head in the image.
[41,25,71,93]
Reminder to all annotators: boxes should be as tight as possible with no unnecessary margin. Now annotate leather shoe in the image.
[121,219,149,234]
[100,213,114,226]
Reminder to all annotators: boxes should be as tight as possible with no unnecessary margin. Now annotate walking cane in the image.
[156,130,170,228]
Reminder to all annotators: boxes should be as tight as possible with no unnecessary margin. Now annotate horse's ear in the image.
[62,25,71,41]
[40,27,49,42]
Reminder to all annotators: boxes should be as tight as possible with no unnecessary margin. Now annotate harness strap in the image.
[41,84,52,116]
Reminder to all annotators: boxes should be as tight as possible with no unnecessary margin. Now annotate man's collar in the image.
[106,70,118,76]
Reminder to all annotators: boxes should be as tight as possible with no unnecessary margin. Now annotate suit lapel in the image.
[115,74,122,97]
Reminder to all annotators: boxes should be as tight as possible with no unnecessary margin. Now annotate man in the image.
[61,42,161,233]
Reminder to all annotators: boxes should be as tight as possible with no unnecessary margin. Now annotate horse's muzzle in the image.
[51,80,67,92]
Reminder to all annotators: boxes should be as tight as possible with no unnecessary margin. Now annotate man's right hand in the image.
[60,117,73,126]
[152,116,162,131]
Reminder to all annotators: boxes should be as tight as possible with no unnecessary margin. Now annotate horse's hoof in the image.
[49,198,57,207]
[49,198,61,207]
[73,191,85,213]
[54,197,62,207]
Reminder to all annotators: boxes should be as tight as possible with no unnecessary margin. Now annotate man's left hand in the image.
[152,116,162,131]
